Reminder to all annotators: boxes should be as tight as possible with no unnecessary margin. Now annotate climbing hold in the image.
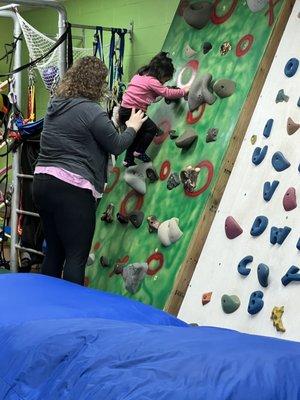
[86,253,95,267]
[101,203,114,223]
[263,180,279,202]
[183,1,212,29]
[206,128,219,142]
[165,86,182,105]
[251,135,257,145]
[175,129,197,149]
[203,41,212,54]
[263,118,274,138]
[287,117,300,135]
[167,172,181,190]
[122,262,148,294]
[271,306,285,333]
[225,216,243,239]
[157,217,183,247]
[100,256,109,268]
[248,291,264,315]
[281,265,300,286]
[202,291,212,305]
[116,212,129,224]
[297,238,300,251]
[270,226,291,245]
[298,97,300,107]
[220,41,232,55]
[221,294,240,314]
[284,58,299,78]
[275,89,289,103]
[252,145,268,166]
[250,215,268,237]
[169,130,178,140]
[124,163,151,195]
[147,215,160,233]
[246,0,268,12]
[283,187,297,211]
[128,210,144,228]
[146,166,159,182]
[180,165,201,192]
[213,79,236,98]
[237,255,253,276]
[257,263,269,287]
[271,151,290,172]
[184,43,197,58]
[188,73,217,111]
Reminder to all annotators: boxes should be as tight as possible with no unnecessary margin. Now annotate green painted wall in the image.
[0,18,14,75]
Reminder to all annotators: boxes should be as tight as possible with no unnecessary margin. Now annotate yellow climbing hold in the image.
[271,306,285,333]
[251,135,257,145]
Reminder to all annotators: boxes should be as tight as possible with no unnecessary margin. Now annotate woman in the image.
[33,56,147,285]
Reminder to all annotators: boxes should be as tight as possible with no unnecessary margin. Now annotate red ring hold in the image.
[211,0,238,24]
[146,252,164,276]
[120,190,144,216]
[236,34,254,57]
[104,167,120,193]
[159,160,171,181]
[186,104,206,125]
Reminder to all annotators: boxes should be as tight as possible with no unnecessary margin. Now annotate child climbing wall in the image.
[179,0,300,341]
[86,0,289,309]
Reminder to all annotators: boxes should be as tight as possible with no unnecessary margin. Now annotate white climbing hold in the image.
[157,217,183,247]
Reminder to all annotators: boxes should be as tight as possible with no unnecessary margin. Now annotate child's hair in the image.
[137,52,175,83]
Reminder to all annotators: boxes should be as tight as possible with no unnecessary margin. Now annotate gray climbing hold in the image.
[287,117,300,135]
[175,129,197,149]
[188,73,217,112]
[183,1,212,30]
[250,215,268,237]
[221,294,240,314]
[128,210,144,228]
[167,172,181,190]
[271,151,290,172]
[246,0,268,12]
[203,42,212,54]
[169,130,179,140]
[281,265,300,286]
[86,253,95,267]
[206,128,219,142]
[184,43,197,58]
[124,162,152,195]
[100,256,110,268]
[276,89,289,103]
[257,263,269,287]
[213,79,236,98]
[157,217,183,247]
[263,180,279,202]
[147,215,160,233]
[122,262,148,294]
[237,255,253,276]
[180,166,200,192]
[252,145,268,165]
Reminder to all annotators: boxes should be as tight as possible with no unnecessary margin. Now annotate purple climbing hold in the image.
[263,180,279,201]
[270,226,291,245]
[263,119,273,138]
[252,145,268,165]
[237,255,253,276]
[287,117,300,135]
[225,216,243,239]
[271,151,290,172]
[250,215,268,237]
[283,187,297,211]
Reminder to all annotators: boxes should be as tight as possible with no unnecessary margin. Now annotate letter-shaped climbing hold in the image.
[237,255,253,276]
[257,263,269,287]
[281,265,300,286]
[283,187,297,211]
[270,226,291,245]
[183,1,212,29]
[263,180,279,201]
[221,294,240,314]
[157,217,183,247]
[297,238,300,251]
[202,291,212,305]
[287,117,300,135]
[275,89,289,103]
[246,0,268,12]
[175,129,197,149]
[271,151,291,172]
[271,306,285,333]
[284,58,299,78]
[184,43,197,58]
[263,118,274,138]
[188,73,216,111]
[206,128,219,142]
[250,215,268,237]
[248,291,264,315]
[122,262,148,294]
[213,79,236,98]
[203,42,212,54]
[252,145,268,165]
[225,216,243,239]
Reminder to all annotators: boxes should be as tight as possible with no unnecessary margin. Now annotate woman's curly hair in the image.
[55,56,108,101]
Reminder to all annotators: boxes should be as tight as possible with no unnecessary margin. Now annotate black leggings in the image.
[32,174,96,285]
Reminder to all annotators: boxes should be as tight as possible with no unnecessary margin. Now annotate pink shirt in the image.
[121,75,185,111]
[34,166,101,199]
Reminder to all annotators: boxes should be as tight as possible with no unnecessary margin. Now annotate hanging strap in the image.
[108,28,116,91]
[116,29,127,81]
[67,22,73,69]
[93,26,104,62]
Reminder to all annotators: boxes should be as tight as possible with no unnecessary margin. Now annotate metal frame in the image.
[71,21,134,42]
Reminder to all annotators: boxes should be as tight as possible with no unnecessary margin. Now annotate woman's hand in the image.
[126,109,148,132]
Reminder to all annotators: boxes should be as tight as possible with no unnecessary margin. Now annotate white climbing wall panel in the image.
[179,1,300,342]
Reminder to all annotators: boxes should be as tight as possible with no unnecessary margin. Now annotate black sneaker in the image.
[123,158,136,168]
[134,152,151,163]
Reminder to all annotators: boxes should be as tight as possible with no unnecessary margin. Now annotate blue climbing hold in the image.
[263,119,274,138]
[297,238,300,251]
[284,58,299,78]
[298,97,300,107]
[257,263,269,287]
[270,226,291,245]
[250,215,268,237]
[252,145,268,166]
[263,180,279,201]
[281,265,300,286]
[237,255,253,276]
[271,151,290,172]
[248,291,264,315]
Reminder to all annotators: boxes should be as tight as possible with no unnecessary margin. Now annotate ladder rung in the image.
[17,173,34,179]
[15,244,44,257]
[16,209,40,218]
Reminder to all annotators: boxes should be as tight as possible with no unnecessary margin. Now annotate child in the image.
[119,52,189,167]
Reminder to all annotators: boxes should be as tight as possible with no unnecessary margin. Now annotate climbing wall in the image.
[179,1,300,340]
[86,0,289,309]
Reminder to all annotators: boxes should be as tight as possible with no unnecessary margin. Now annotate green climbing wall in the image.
[86,0,285,309]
